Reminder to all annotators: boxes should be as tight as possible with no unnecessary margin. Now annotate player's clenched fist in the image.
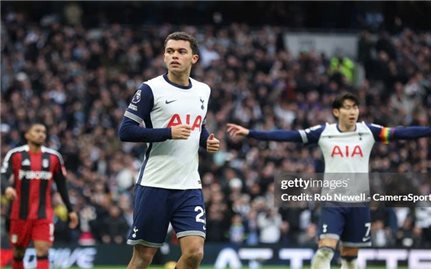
[5,187,17,200]
[171,124,192,139]
[68,211,79,229]
[207,133,220,153]
[226,123,250,138]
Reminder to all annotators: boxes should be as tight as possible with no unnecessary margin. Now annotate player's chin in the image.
[34,140,45,146]
[169,67,184,74]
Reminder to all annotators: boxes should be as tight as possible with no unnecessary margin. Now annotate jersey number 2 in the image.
[194,206,206,224]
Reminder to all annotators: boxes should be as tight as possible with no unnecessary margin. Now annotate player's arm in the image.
[118,83,172,142]
[200,123,220,153]
[119,118,172,142]
[367,124,431,144]
[1,151,16,199]
[200,124,209,148]
[53,155,78,229]
[227,123,323,144]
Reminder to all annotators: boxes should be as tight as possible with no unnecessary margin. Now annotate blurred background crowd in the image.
[1,2,430,249]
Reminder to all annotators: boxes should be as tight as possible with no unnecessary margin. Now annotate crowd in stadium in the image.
[1,6,430,250]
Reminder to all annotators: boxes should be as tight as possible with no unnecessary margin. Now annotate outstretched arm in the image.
[393,126,431,140]
[368,124,431,143]
[227,123,303,142]
[226,123,250,138]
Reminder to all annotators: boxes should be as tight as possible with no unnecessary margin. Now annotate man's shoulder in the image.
[41,146,64,160]
[145,75,164,84]
[142,75,172,95]
[2,145,28,163]
[5,145,28,156]
[357,121,377,132]
[144,75,170,87]
[190,77,210,90]
[305,123,327,133]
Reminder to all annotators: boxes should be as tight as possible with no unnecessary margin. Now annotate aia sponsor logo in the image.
[331,145,363,157]
[167,114,202,131]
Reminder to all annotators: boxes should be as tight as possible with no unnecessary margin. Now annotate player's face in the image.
[164,40,199,74]
[25,124,47,146]
[333,99,359,130]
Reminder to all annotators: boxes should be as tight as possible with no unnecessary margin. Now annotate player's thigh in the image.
[341,207,371,247]
[9,219,32,248]
[170,189,206,239]
[318,238,338,249]
[128,186,171,246]
[318,206,346,241]
[340,246,359,257]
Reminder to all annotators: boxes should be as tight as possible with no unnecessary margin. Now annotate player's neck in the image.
[338,123,356,132]
[167,72,190,87]
[28,143,42,153]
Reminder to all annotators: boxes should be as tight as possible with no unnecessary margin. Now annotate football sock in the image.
[12,256,24,269]
[311,247,335,269]
[36,255,49,269]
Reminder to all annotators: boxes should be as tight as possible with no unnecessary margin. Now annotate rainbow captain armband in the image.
[379,127,393,144]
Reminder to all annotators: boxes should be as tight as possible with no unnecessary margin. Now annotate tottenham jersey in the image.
[298,122,391,173]
[299,122,391,200]
[124,74,210,189]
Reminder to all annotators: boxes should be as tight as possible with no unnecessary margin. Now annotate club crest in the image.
[132,90,142,104]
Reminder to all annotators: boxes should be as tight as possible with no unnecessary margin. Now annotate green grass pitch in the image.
[52,266,407,269]
[4,265,407,269]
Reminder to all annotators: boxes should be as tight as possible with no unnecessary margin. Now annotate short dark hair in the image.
[164,32,199,56]
[27,119,46,131]
[332,92,360,109]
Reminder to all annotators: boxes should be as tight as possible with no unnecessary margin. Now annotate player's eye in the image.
[342,105,358,110]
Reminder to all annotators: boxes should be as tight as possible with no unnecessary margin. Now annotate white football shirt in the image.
[300,122,376,173]
[300,122,377,199]
[124,74,210,189]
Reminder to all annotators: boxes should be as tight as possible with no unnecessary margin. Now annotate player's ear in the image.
[192,54,199,64]
[332,108,340,118]
[24,131,30,141]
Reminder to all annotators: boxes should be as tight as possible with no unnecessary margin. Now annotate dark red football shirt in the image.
[1,145,67,220]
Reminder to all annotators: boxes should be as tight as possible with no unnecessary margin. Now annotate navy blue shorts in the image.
[127,186,206,247]
[318,205,371,247]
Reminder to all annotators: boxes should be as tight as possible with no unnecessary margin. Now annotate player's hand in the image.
[68,211,79,229]
[227,123,250,138]
[171,124,192,139]
[207,133,220,153]
[5,187,17,200]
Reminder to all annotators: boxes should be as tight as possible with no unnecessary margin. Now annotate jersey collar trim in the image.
[163,74,192,90]
[336,123,357,133]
